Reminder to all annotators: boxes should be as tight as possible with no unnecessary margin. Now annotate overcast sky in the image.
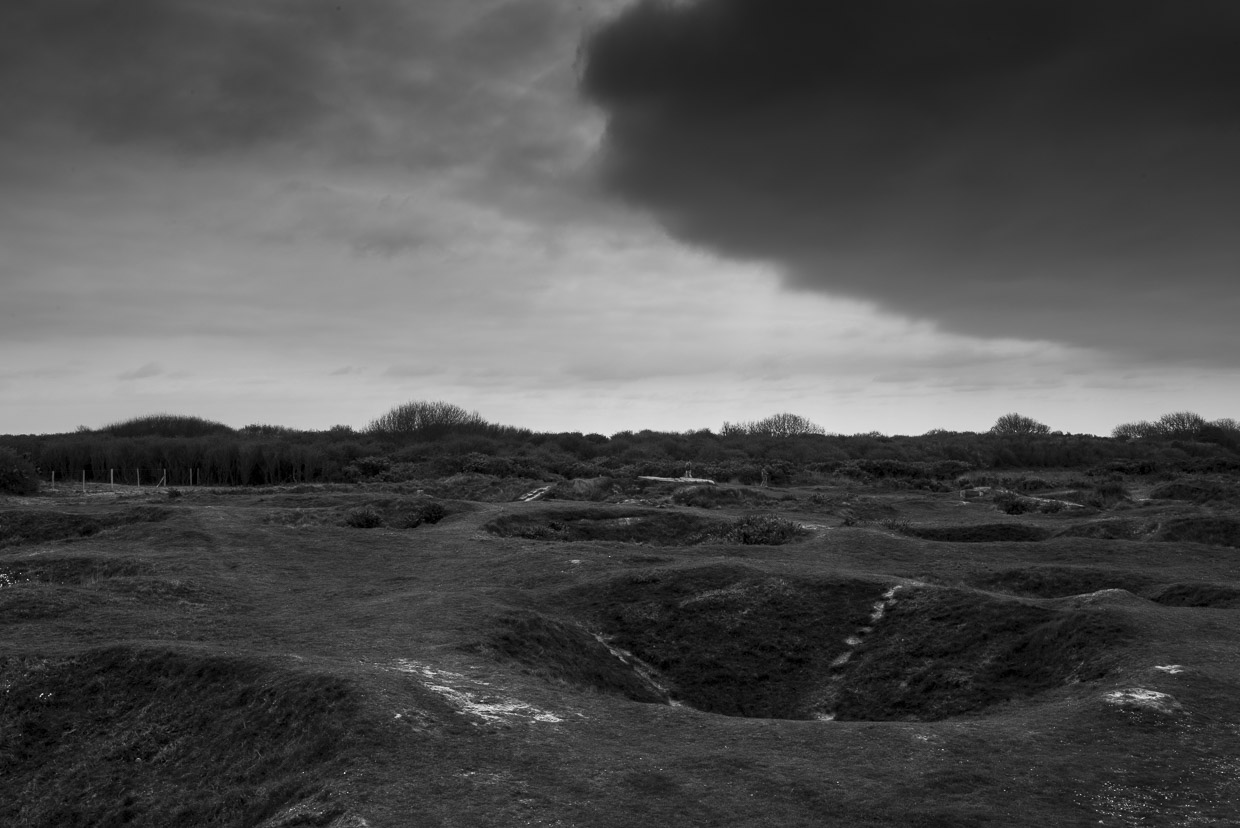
[3,0,1237,437]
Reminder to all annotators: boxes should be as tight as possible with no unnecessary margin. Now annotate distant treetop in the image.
[720,413,827,438]
[366,400,490,440]
[101,413,235,438]
[989,413,1051,437]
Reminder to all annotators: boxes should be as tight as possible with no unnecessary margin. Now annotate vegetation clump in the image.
[343,505,384,529]
[670,485,747,509]
[403,502,447,528]
[721,514,806,545]
[0,447,39,496]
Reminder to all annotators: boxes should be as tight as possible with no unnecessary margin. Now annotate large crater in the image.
[488,565,1126,722]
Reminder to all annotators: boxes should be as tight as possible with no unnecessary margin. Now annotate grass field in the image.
[4,474,1240,826]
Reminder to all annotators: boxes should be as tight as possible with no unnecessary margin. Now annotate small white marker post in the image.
[82,470,86,495]
[110,469,114,490]
[50,471,55,491]
[137,469,141,488]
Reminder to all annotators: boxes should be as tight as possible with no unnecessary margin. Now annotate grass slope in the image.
[2,476,1240,826]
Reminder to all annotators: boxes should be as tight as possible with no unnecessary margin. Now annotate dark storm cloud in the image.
[0,0,576,158]
[580,0,1240,362]
[0,0,362,150]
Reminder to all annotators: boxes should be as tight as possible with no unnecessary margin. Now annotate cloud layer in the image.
[580,0,1240,363]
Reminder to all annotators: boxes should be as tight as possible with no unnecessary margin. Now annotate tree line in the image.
[2,404,1238,493]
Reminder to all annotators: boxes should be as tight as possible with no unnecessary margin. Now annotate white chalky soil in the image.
[391,660,566,724]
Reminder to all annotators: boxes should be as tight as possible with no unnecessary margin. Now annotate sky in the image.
[2,0,1238,437]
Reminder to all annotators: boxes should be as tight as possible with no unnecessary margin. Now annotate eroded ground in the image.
[3,474,1240,826]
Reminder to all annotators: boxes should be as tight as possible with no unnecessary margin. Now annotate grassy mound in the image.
[0,647,358,828]
[670,485,772,509]
[0,556,153,585]
[0,508,171,549]
[432,473,545,502]
[1148,480,1234,504]
[482,611,669,703]
[1055,519,1148,541]
[902,523,1052,543]
[487,508,806,546]
[1153,517,1240,548]
[1151,583,1240,609]
[487,507,718,544]
[826,587,1127,721]
[562,565,884,718]
[969,566,1154,599]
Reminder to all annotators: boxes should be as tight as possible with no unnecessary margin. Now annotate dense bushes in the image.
[722,515,807,545]
[344,506,384,528]
[1113,411,1240,443]
[0,448,39,496]
[101,413,235,438]
[4,402,1238,490]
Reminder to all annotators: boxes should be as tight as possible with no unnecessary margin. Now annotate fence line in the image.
[47,468,190,491]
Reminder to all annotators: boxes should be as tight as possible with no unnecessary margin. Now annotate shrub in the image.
[878,517,912,534]
[722,514,806,545]
[404,502,447,528]
[1087,480,1129,508]
[671,486,743,509]
[343,506,383,528]
[347,456,392,479]
[0,448,39,496]
[993,491,1028,514]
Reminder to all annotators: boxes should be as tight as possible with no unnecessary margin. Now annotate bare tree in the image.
[989,413,1051,436]
[720,413,826,437]
[367,400,488,439]
[1155,411,1206,439]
